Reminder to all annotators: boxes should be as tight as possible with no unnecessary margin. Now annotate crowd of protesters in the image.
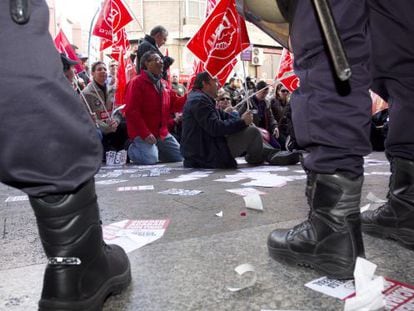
[62,24,389,168]
[61,25,300,168]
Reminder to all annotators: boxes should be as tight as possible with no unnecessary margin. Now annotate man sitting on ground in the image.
[180,72,297,169]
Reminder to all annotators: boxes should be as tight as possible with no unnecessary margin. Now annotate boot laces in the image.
[288,220,311,239]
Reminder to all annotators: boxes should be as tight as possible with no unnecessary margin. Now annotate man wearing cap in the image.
[59,53,82,91]
[77,53,90,85]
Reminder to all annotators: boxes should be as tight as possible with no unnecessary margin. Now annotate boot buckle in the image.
[48,257,82,266]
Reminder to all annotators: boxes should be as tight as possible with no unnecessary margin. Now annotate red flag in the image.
[92,0,133,41]
[188,0,215,90]
[276,48,299,92]
[186,0,250,77]
[125,56,137,82]
[216,58,237,86]
[110,29,130,60]
[54,29,83,73]
[115,49,127,106]
[100,38,112,51]
[206,0,218,16]
[188,61,204,91]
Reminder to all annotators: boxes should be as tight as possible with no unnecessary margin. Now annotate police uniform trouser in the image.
[0,0,102,196]
[290,0,414,176]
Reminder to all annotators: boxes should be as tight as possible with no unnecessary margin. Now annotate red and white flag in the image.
[206,0,218,16]
[186,0,250,77]
[125,56,137,82]
[92,0,133,41]
[110,28,130,60]
[276,48,299,92]
[54,29,83,73]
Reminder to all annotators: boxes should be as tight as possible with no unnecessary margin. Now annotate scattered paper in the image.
[129,173,146,178]
[214,176,248,182]
[113,169,139,174]
[103,219,170,253]
[95,179,128,185]
[344,257,385,311]
[226,188,267,196]
[158,188,203,196]
[5,195,28,202]
[166,176,200,182]
[284,175,307,181]
[294,170,306,173]
[227,263,257,292]
[117,185,154,192]
[367,192,387,204]
[243,194,263,211]
[242,175,288,188]
[186,170,213,176]
[238,166,289,173]
[305,277,355,300]
[215,211,223,217]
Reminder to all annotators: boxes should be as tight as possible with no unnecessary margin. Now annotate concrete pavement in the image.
[0,152,412,311]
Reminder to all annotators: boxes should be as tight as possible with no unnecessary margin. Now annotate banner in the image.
[54,29,83,73]
[92,0,133,41]
[276,48,299,92]
[186,0,250,77]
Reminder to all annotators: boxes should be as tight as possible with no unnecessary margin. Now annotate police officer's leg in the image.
[267,0,371,278]
[0,1,130,309]
[361,1,414,250]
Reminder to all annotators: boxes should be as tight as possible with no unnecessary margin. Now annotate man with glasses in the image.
[107,60,118,86]
[181,72,260,168]
[125,51,186,165]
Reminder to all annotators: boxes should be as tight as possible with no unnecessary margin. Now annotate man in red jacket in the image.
[124,51,186,165]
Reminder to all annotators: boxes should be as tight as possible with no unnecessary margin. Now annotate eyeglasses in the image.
[149,57,162,63]
[218,97,231,101]
[280,89,289,93]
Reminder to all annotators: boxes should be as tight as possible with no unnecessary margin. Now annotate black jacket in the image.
[136,35,174,80]
[180,90,247,169]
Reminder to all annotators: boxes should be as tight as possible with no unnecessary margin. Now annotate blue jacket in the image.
[180,90,247,168]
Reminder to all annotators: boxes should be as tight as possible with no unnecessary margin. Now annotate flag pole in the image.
[87,3,102,61]
[122,0,144,32]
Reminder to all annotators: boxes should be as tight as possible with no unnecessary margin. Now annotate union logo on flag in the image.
[186,0,250,77]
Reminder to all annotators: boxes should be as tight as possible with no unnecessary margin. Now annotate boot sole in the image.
[38,263,132,311]
[268,245,355,279]
[362,224,414,251]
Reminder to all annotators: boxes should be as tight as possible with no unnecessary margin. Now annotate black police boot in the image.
[267,172,365,279]
[361,157,414,250]
[29,179,131,311]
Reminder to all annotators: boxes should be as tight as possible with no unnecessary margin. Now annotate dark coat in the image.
[136,35,174,80]
[180,90,247,169]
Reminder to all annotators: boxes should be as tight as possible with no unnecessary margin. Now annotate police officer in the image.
[238,0,414,279]
[1,1,130,309]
